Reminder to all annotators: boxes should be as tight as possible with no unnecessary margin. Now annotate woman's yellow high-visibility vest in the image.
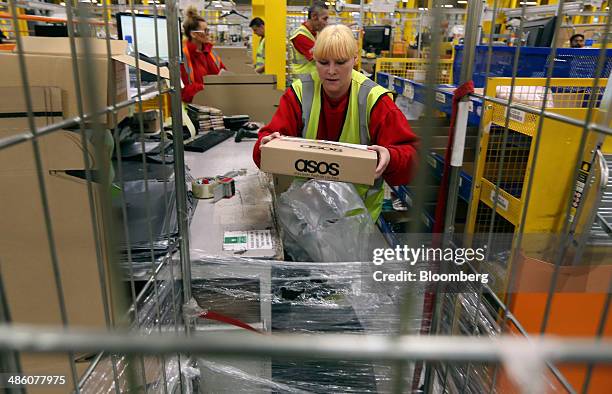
[291,70,391,221]
[289,25,316,76]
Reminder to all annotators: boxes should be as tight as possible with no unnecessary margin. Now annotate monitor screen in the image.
[364,28,384,44]
[522,16,556,47]
[34,24,68,37]
[117,13,175,61]
[363,25,391,54]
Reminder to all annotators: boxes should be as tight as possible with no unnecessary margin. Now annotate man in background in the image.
[288,1,329,76]
[570,33,585,48]
[250,17,265,74]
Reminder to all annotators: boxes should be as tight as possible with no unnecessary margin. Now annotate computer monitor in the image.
[363,25,391,55]
[34,24,68,37]
[523,16,556,47]
[116,13,178,62]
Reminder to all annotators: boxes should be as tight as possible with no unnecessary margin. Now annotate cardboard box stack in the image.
[0,36,172,393]
[0,36,169,127]
[187,104,225,134]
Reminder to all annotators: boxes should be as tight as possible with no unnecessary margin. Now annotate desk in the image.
[184,138,275,388]
[185,137,283,260]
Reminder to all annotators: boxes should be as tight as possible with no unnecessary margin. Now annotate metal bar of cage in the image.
[1,0,188,392]
[1,1,612,393]
[3,325,612,365]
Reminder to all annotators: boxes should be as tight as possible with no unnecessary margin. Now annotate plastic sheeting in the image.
[276,180,388,262]
[188,253,427,393]
[185,253,575,393]
[80,280,192,393]
[112,161,197,274]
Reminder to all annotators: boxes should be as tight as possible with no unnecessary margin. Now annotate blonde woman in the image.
[253,24,418,221]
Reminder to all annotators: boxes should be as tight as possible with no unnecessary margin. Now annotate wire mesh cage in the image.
[1,1,612,394]
[375,57,453,84]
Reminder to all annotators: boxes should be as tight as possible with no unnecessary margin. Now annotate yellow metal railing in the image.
[375,57,454,85]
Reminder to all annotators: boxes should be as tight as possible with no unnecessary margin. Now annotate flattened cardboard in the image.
[0,52,127,126]
[193,74,282,123]
[1,37,169,127]
[0,84,118,393]
[215,46,257,74]
[260,137,378,185]
[17,35,128,56]
[112,54,170,79]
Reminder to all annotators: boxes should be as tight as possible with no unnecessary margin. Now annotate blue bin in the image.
[453,45,612,87]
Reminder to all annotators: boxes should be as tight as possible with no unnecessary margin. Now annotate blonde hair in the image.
[183,6,206,40]
[313,25,358,61]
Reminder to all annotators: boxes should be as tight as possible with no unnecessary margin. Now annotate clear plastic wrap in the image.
[276,179,388,262]
[112,163,197,275]
[188,253,427,393]
[80,280,191,393]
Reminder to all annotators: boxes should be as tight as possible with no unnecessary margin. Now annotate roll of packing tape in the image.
[192,177,217,199]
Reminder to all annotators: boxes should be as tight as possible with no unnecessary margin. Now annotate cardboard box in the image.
[193,74,282,123]
[0,85,122,393]
[215,46,257,74]
[0,37,169,127]
[260,137,378,185]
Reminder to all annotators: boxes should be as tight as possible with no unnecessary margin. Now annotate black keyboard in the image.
[184,130,235,152]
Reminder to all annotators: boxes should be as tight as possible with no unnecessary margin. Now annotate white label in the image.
[403,83,414,100]
[436,92,446,103]
[468,101,474,113]
[506,108,526,124]
[422,213,431,228]
[413,70,426,82]
[223,230,273,251]
[388,75,395,90]
[450,101,469,167]
[490,191,509,211]
[477,106,482,116]
[370,0,396,13]
[427,154,437,168]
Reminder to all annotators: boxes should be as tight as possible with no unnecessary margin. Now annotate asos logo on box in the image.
[294,159,340,176]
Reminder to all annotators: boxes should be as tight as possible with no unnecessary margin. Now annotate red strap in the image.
[411,80,475,392]
[199,310,262,334]
[432,80,475,234]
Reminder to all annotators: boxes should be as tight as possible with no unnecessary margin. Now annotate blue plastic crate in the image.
[453,45,612,87]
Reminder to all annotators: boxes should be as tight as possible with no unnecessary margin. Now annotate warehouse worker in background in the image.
[180,6,227,103]
[288,1,329,76]
[570,33,585,48]
[253,25,419,221]
[250,17,265,74]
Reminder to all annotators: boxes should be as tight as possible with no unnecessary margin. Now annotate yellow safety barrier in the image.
[375,57,453,85]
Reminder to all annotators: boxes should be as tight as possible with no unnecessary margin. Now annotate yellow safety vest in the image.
[291,70,392,221]
[289,25,316,76]
[255,37,265,70]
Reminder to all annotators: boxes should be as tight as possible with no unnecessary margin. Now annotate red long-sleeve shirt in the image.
[291,23,316,61]
[180,40,226,103]
[252,88,419,186]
